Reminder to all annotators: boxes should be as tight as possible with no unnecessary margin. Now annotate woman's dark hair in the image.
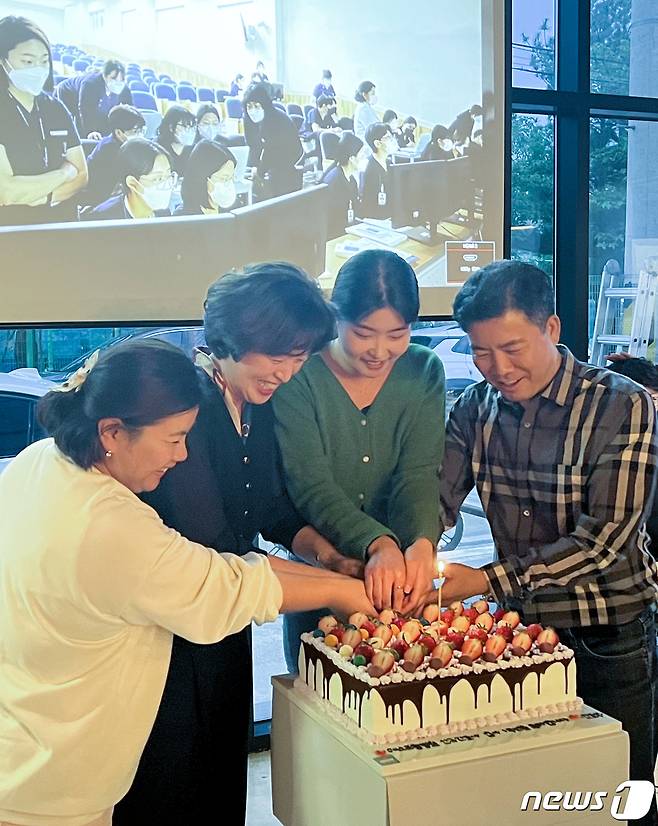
[243,81,274,111]
[321,132,363,181]
[197,104,220,124]
[332,249,419,325]
[322,69,332,80]
[103,59,125,79]
[365,122,391,151]
[181,139,236,212]
[430,124,451,144]
[156,104,196,148]
[382,109,397,125]
[204,262,336,360]
[453,259,555,332]
[108,104,145,134]
[403,116,417,128]
[606,357,658,391]
[0,15,53,93]
[37,340,201,470]
[117,138,169,194]
[233,73,244,83]
[355,80,375,103]
[316,94,332,110]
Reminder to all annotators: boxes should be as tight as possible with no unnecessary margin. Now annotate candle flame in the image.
[437,560,446,576]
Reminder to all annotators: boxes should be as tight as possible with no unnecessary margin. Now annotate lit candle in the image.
[437,559,446,620]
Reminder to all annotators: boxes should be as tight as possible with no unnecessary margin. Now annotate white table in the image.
[271,675,630,826]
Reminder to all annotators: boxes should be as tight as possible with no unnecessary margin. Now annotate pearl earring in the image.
[105,450,112,458]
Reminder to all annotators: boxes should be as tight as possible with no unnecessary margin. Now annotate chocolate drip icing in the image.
[302,642,571,729]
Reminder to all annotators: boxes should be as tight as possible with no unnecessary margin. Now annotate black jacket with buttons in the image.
[142,368,304,554]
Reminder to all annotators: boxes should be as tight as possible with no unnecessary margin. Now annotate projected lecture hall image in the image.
[0,0,502,316]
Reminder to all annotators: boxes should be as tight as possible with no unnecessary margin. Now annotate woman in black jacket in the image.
[175,139,236,215]
[242,81,302,198]
[321,131,363,240]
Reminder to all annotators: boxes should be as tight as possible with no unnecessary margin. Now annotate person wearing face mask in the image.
[90,138,173,220]
[78,59,133,140]
[312,68,336,104]
[83,104,145,208]
[421,123,456,161]
[360,122,396,220]
[155,104,195,178]
[321,131,363,240]
[353,80,379,144]
[0,15,88,226]
[175,139,236,215]
[242,81,302,199]
[398,115,417,148]
[274,249,445,672]
[113,264,352,826]
[195,104,225,145]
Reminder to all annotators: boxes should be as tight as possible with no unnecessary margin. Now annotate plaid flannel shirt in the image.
[440,346,658,628]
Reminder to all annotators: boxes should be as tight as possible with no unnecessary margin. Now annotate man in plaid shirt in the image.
[440,260,658,826]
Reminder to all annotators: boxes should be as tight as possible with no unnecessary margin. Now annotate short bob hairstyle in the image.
[108,104,145,134]
[329,131,363,168]
[0,15,53,93]
[204,262,336,360]
[196,103,221,124]
[102,59,125,79]
[453,259,555,332]
[181,139,236,213]
[37,339,201,469]
[365,122,392,152]
[331,249,419,326]
[116,138,170,194]
[156,104,196,148]
[355,80,375,103]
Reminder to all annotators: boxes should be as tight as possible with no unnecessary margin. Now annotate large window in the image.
[510,113,554,278]
[511,0,555,90]
[511,0,658,356]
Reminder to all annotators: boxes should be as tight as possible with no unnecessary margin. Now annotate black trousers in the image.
[113,628,252,826]
[561,606,658,826]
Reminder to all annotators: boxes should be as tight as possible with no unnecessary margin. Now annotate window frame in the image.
[508,0,658,358]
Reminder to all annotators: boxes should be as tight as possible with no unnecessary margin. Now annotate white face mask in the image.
[198,123,220,141]
[210,180,236,209]
[368,93,377,105]
[107,78,125,95]
[439,138,454,152]
[5,61,49,96]
[176,127,196,146]
[248,107,264,124]
[139,183,173,211]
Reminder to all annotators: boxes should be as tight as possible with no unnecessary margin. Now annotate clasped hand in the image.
[365,537,436,614]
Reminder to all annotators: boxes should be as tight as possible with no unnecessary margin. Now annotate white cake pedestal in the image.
[271,675,630,826]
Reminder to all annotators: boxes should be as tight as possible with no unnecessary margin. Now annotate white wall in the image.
[0,1,67,44]
[277,0,483,126]
[59,0,276,84]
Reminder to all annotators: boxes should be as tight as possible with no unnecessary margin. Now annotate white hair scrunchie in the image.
[52,349,100,393]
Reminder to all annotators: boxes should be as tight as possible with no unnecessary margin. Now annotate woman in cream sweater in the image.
[0,339,371,826]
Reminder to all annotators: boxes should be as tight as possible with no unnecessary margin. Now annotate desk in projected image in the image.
[319,231,462,297]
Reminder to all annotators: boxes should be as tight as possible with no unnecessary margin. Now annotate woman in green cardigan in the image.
[274,249,445,671]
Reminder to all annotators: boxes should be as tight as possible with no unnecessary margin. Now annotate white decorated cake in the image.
[295,601,582,745]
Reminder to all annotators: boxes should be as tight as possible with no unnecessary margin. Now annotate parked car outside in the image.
[42,326,206,381]
[411,325,483,393]
[0,369,55,475]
